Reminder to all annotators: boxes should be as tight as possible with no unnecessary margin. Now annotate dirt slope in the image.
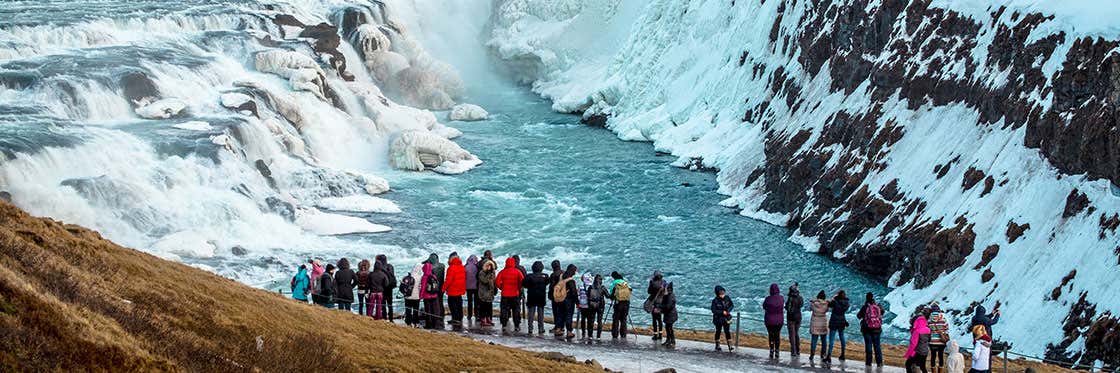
[0,201,596,372]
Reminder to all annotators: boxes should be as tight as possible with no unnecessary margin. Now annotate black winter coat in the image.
[368,268,390,294]
[334,269,356,302]
[315,273,335,303]
[523,272,549,307]
[828,297,850,329]
[785,291,804,323]
[711,296,734,326]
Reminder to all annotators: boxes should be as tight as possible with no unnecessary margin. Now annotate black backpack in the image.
[424,276,440,294]
[588,286,604,310]
[400,274,415,297]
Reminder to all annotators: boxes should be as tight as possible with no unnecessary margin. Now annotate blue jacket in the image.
[292,268,310,301]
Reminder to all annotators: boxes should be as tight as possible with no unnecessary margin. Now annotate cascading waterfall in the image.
[0,0,481,286]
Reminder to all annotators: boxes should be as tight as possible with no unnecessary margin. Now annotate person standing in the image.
[376,255,397,322]
[589,274,608,339]
[290,265,310,302]
[905,308,932,373]
[428,254,446,329]
[646,271,666,341]
[314,264,336,308]
[785,284,804,356]
[970,305,1000,340]
[578,273,595,339]
[309,259,324,302]
[763,283,785,359]
[356,260,371,315]
[443,256,467,329]
[946,340,966,373]
[496,257,525,333]
[523,261,549,335]
[403,263,422,327]
[547,260,564,336]
[928,303,951,373]
[808,291,829,361]
[558,264,579,339]
[367,260,390,319]
[334,258,357,312]
[660,282,678,347]
[710,285,735,352]
[477,259,497,326]
[970,326,992,373]
[609,271,632,339]
[826,290,850,361]
[465,255,479,323]
[857,292,884,367]
[419,262,439,329]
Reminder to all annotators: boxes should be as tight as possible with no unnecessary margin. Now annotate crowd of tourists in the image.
[290,253,1002,373]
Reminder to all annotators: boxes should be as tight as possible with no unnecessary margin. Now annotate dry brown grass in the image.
[0,201,598,372]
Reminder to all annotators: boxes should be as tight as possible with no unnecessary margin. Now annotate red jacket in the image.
[495,257,524,298]
[442,257,466,296]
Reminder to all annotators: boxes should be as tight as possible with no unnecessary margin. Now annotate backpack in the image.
[866,304,883,329]
[312,274,323,294]
[424,276,439,295]
[588,286,604,310]
[399,274,415,297]
[578,287,589,308]
[613,281,631,301]
[290,275,297,291]
[552,277,572,302]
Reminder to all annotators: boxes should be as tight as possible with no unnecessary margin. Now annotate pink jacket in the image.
[419,262,437,300]
[905,316,931,358]
[309,262,325,295]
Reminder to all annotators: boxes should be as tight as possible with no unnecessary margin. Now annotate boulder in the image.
[134,98,186,119]
[449,104,489,121]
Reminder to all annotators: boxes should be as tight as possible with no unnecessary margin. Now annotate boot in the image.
[839,351,845,361]
[726,340,734,352]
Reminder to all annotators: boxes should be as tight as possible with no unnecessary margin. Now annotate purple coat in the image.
[465,255,479,290]
[763,283,786,326]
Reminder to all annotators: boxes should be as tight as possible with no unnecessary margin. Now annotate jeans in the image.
[930,344,946,367]
[665,321,676,342]
[611,301,629,338]
[766,324,782,354]
[404,299,420,326]
[787,321,801,355]
[435,293,445,328]
[423,298,439,329]
[448,295,463,325]
[368,293,385,319]
[579,308,596,337]
[714,322,732,342]
[383,291,394,321]
[652,312,663,335]
[527,305,545,332]
[479,298,493,319]
[500,297,521,328]
[863,332,883,366]
[551,300,563,331]
[906,354,928,373]
[336,302,352,311]
[466,289,478,319]
[356,290,367,315]
[827,327,846,357]
[594,308,605,338]
[563,299,576,332]
[810,334,826,357]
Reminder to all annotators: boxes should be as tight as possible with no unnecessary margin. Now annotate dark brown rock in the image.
[1102,213,1120,238]
[974,244,999,270]
[272,14,304,28]
[962,167,985,191]
[1063,189,1091,218]
[980,269,994,283]
[119,72,160,106]
[1006,221,1030,243]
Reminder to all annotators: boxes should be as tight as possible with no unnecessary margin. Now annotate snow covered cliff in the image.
[489,0,1120,366]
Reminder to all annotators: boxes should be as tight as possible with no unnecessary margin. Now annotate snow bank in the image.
[449,103,489,121]
[388,130,478,172]
[150,231,216,259]
[316,195,401,214]
[295,208,391,235]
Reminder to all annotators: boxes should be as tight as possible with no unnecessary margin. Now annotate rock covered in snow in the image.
[219,92,258,116]
[254,50,328,99]
[134,98,187,119]
[449,104,489,121]
[388,130,479,173]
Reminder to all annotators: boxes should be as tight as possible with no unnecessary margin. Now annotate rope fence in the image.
[274,289,1114,372]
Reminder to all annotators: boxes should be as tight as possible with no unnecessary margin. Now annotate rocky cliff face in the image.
[489,0,1120,366]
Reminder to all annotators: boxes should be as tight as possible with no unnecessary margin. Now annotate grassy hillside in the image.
[0,201,596,372]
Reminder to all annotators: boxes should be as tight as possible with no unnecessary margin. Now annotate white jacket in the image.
[946,340,966,373]
[972,338,992,371]
[405,263,423,301]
